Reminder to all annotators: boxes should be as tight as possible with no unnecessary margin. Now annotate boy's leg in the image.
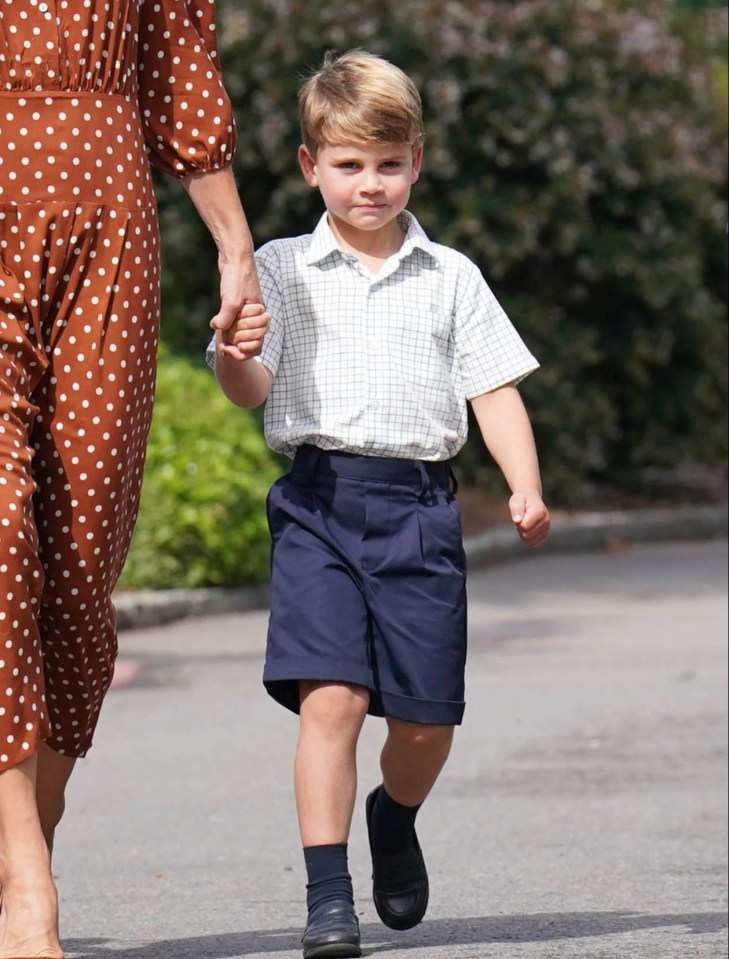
[375,719,454,850]
[296,682,370,847]
[357,468,466,931]
[365,720,455,933]
[297,682,368,959]
[380,719,454,812]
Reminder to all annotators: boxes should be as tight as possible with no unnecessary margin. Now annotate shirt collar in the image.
[305,211,440,268]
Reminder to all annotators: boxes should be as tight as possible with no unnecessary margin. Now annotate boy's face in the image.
[299,140,423,236]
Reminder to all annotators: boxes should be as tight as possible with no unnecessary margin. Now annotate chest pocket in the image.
[395,305,454,390]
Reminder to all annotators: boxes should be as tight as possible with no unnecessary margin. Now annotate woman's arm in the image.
[182,168,264,331]
[138,2,263,329]
[471,385,551,548]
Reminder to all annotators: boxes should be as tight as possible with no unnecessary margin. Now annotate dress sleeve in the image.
[137,0,237,178]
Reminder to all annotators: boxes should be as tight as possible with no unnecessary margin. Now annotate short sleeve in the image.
[253,245,286,378]
[138,0,237,178]
[452,256,539,399]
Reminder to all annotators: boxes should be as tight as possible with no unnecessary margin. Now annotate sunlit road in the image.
[55,540,728,959]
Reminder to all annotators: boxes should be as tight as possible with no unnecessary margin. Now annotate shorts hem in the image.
[263,657,465,726]
[264,656,373,716]
[380,689,465,726]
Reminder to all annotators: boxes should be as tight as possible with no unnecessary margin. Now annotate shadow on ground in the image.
[66,910,728,958]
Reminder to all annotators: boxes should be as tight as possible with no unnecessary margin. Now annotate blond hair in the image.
[299,50,425,155]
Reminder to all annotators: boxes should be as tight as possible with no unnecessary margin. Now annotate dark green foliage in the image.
[675,0,726,9]
[155,0,728,501]
[119,350,284,590]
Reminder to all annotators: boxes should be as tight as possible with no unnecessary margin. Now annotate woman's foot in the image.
[0,876,63,958]
[0,756,66,958]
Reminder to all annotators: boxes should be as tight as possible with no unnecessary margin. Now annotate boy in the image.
[210,50,551,959]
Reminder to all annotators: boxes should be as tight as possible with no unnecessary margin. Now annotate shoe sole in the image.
[303,945,363,959]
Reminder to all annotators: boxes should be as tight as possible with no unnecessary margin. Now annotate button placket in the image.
[28,0,62,87]
[365,282,384,419]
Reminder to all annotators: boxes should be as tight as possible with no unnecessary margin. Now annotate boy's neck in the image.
[327,212,407,273]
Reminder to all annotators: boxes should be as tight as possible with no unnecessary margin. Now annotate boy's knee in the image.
[389,720,454,753]
[300,681,370,729]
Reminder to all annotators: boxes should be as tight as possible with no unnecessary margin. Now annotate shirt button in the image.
[39,2,49,10]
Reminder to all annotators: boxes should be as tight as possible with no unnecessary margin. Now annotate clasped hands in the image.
[210,258,270,361]
[212,301,270,361]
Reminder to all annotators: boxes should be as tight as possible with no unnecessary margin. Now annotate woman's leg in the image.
[0,198,159,957]
[31,203,160,762]
[0,233,62,957]
[296,682,370,846]
[0,756,63,958]
[35,747,77,858]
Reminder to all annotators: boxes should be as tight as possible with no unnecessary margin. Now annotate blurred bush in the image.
[119,350,284,590]
[154,0,727,501]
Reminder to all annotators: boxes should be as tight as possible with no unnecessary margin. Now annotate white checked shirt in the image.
[209,212,539,461]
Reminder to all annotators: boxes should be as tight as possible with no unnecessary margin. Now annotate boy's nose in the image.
[361,170,382,193]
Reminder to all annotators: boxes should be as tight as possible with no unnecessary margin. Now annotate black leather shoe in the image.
[302,898,362,959]
[366,786,430,931]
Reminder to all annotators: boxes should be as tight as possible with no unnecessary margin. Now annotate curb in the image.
[114,503,728,632]
[465,502,728,566]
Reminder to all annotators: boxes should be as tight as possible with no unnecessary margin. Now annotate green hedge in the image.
[118,351,284,590]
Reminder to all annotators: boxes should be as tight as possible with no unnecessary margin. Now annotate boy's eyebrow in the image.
[328,145,413,160]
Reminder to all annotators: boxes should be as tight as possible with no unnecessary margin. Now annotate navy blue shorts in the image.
[263,445,468,726]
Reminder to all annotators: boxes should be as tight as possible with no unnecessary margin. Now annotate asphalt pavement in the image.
[55,539,728,959]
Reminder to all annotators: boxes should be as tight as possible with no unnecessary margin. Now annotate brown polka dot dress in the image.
[0,0,236,770]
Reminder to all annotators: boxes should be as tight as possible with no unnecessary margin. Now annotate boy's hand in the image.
[509,490,551,548]
[216,302,270,362]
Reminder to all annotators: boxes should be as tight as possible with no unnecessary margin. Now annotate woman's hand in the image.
[211,253,265,335]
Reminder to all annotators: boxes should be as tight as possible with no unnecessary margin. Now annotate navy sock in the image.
[371,787,422,856]
[304,844,354,914]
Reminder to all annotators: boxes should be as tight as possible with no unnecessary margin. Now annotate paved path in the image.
[56,541,728,958]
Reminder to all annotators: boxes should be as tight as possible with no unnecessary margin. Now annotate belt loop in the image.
[448,466,459,497]
[415,460,433,501]
[306,445,322,483]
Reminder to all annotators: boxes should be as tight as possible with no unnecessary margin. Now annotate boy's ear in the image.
[411,145,424,184]
[298,145,318,187]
